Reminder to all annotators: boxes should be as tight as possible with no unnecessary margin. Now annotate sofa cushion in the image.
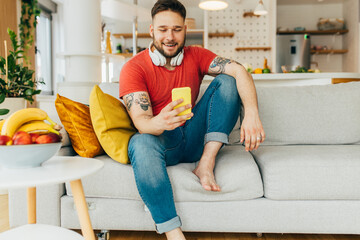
[89,85,137,164]
[65,145,263,201]
[256,82,360,145]
[55,94,104,158]
[251,145,360,200]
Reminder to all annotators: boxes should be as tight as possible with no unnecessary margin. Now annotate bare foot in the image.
[193,166,221,192]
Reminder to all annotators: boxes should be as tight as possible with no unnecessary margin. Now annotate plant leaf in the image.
[0,109,10,115]
[0,93,5,103]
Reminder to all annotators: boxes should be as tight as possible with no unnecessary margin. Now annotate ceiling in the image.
[277,0,344,5]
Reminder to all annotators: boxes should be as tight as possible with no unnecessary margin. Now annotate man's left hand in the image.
[240,112,265,151]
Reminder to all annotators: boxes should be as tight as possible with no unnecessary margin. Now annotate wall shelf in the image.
[243,12,260,18]
[235,47,271,51]
[113,29,205,39]
[209,32,234,38]
[311,49,348,54]
[277,29,348,35]
[113,33,150,38]
[114,53,134,58]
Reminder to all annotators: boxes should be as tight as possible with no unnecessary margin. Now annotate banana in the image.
[1,108,57,137]
[0,119,5,133]
[17,120,59,135]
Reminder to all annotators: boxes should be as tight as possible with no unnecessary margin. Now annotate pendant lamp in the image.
[199,0,228,11]
[254,0,268,15]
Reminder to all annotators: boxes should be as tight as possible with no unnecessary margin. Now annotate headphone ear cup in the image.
[153,48,166,66]
[170,49,184,66]
[148,42,166,66]
[149,48,161,66]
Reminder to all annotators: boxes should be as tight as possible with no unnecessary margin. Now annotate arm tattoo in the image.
[135,93,151,111]
[125,93,134,111]
[209,56,231,73]
[209,56,243,74]
[125,93,151,111]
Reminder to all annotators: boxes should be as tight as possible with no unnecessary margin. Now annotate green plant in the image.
[20,0,41,64]
[0,94,9,118]
[0,28,43,104]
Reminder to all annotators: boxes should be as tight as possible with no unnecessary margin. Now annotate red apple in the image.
[47,133,61,143]
[0,135,12,145]
[35,134,53,144]
[29,133,41,143]
[13,132,32,145]
[12,131,28,141]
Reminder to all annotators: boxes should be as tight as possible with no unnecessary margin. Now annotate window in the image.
[36,1,56,95]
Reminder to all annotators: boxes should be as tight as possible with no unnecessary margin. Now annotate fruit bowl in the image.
[0,142,62,169]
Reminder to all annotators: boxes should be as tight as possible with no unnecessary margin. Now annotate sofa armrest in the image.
[8,183,65,227]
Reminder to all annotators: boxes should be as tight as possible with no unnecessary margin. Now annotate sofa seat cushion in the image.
[65,146,263,202]
[252,145,360,200]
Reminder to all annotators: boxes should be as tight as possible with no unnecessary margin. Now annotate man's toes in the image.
[202,183,211,191]
[211,183,221,192]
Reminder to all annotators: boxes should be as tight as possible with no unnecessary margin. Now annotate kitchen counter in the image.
[203,72,360,86]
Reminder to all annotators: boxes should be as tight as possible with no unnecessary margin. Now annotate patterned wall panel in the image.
[208,1,272,69]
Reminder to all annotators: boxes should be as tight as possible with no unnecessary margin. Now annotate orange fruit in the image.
[254,68,263,74]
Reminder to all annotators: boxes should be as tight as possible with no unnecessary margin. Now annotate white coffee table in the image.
[0,156,104,240]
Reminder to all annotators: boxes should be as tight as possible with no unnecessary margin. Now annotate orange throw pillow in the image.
[55,94,104,158]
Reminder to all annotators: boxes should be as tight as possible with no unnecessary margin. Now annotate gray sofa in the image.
[9,81,360,236]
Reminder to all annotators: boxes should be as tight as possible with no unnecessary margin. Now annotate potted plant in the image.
[0,29,43,119]
[0,0,41,119]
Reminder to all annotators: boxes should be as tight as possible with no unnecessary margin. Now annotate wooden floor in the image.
[1,194,359,240]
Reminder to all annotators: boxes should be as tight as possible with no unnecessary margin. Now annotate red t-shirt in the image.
[119,46,216,116]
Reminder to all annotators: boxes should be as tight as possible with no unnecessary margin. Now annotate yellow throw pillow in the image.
[89,85,137,164]
[55,94,104,158]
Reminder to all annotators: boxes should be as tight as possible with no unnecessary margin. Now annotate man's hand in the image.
[152,98,193,133]
[240,111,265,151]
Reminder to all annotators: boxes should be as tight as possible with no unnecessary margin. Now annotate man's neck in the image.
[164,60,176,71]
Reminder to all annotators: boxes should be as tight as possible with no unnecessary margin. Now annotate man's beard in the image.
[153,37,186,58]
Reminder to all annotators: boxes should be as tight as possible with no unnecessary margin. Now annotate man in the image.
[119,0,265,239]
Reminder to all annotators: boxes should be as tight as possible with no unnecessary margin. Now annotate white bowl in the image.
[0,142,62,169]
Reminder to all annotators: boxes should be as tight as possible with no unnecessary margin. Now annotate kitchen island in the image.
[204,72,360,87]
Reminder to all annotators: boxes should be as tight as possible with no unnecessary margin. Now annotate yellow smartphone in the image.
[172,87,192,120]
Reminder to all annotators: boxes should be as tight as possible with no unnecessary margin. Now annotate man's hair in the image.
[151,0,186,20]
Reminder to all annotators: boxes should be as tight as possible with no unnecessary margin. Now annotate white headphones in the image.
[148,41,184,67]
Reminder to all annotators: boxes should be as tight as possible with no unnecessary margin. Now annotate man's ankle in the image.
[165,227,186,240]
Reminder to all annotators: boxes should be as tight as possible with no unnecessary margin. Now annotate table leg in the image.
[27,187,36,224]
[70,179,95,240]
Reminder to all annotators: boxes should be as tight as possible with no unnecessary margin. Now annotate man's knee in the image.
[128,133,163,161]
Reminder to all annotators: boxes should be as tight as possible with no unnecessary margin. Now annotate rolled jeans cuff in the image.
[155,216,182,234]
[204,132,229,145]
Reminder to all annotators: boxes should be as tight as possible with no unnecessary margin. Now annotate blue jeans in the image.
[128,74,240,233]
